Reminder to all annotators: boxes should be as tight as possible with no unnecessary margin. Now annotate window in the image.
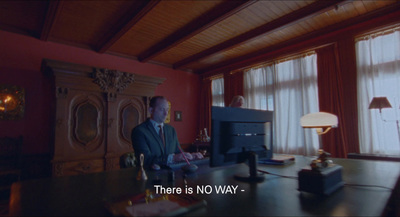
[211,77,224,107]
[244,53,319,155]
[244,65,274,111]
[356,26,400,155]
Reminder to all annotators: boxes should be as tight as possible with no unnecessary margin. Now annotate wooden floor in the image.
[0,200,8,216]
[0,190,10,216]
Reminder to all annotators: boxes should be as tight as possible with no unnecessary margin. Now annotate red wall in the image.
[0,30,201,154]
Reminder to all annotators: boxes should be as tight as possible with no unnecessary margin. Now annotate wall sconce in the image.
[0,85,25,120]
[298,112,344,195]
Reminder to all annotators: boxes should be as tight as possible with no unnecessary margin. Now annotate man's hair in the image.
[149,96,167,108]
[229,95,244,107]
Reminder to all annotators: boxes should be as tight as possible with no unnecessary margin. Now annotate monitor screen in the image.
[210,106,273,168]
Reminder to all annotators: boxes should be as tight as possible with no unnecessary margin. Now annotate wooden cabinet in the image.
[42,59,164,176]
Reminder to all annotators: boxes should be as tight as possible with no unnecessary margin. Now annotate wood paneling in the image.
[108,0,224,57]
[49,1,137,48]
[0,0,398,73]
[0,1,47,37]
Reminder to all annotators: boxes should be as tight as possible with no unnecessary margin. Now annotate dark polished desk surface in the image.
[9,156,400,216]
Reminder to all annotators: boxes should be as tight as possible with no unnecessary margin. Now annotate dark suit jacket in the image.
[131,119,180,167]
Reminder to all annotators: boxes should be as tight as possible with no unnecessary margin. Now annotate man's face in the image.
[235,98,244,107]
[233,97,244,107]
[150,98,169,124]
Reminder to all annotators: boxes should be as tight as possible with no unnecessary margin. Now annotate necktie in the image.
[158,125,165,147]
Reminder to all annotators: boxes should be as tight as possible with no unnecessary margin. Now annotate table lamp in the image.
[298,112,344,195]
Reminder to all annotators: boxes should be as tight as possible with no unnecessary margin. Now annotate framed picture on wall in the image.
[164,101,171,123]
[0,84,25,120]
[174,111,182,121]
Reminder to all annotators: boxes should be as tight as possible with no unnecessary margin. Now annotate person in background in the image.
[229,95,245,108]
[131,96,203,169]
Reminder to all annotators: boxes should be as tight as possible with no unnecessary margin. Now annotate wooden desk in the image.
[9,156,400,216]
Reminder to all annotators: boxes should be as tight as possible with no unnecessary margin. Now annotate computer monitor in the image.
[210,106,273,182]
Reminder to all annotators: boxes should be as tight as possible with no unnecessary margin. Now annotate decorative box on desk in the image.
[298,164,344,195]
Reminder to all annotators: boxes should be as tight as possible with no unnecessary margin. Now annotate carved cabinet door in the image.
[53,89,106,176]
[105,94,147,170]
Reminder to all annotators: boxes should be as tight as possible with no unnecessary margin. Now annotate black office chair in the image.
[119,152,136,169]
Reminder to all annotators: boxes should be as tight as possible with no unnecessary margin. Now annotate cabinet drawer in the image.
[53,159,104,176]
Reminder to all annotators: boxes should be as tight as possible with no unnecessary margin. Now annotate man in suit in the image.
[131,96,202,169]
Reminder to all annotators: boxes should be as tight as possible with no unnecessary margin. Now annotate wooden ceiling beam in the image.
[173,0,347,70]
[137,0,257,63]
[96,0,160,54]
[195,1,400,75]
[40,0,63,41]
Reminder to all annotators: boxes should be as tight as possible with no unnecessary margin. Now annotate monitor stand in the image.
[234,152,265,182]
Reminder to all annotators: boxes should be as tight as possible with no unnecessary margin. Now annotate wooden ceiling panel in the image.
[195,1,400,74]
[181,61,207,72]
[0,1,47,37]
[108,0,224,57]
[188,19,318,72]
[49,1,136,48]
[152,0,316,66]
[140,1,267,64]
[193,0,313,46]
[352,1,367,15]
[359,0,397,13]
[151,42,205,65]
[323,10,341,24]
[307,0,396,32]
[199,2,368,67]
[0,0,399,74]
[374,0,396,8]
[367,0,397,11]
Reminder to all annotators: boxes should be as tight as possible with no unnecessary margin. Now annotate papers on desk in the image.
[259,155,295,165]
[105,192,206,216]
[126,200,181,216]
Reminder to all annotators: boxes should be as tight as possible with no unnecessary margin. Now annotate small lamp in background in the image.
[369,96,400,150]
[298,112,344,195]
[368,97,392,113]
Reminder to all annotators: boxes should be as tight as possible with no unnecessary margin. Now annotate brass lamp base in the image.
[298,164,344,195]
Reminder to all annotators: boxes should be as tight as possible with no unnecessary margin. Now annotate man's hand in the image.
[173,152,205,162]
[190,152,204,160]
[173,152,193,162]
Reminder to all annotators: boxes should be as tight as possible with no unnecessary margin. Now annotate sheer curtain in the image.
[274,55,319,155]
[244,54,319,155]
[243,66,274,110]
[356,28,400,155]
[211,77,225,107]
[200,78,212,135]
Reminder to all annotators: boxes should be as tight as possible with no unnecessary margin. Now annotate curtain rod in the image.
[355,24,400,42]
[203,73,223,81]
[206,42,333,79]
[232,50,316,74]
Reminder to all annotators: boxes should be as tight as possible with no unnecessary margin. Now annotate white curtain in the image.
[244,54,319,155]
[356,28,400,155]
[211,77,224,107]
[243,66,274,110]
[273,55,319,155]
